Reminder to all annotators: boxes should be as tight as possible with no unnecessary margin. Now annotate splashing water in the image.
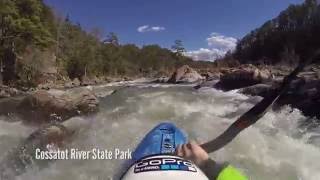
[0,82,319,180]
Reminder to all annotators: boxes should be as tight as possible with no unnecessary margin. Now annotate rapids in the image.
[0,81,319,180]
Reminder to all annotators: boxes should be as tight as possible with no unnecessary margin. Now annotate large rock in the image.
[201,71,222,81]
[238,74,320,118]
[277,77,320,118]
[215,65,272,91]
[64,78,81,88]
[167,65,204,83]
[81,76,98,86]
[239,84,276,97]
[16,88,99,123]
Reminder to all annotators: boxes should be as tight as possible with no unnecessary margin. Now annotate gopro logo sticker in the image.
[134,157,197,173]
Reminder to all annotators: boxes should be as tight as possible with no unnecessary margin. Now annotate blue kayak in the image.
[120,123,210,180]
[120,122,188,171]
[132,122,188,162]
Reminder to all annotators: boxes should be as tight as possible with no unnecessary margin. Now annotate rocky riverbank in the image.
[3,63,317,123]
[0,75,135,126]
[194,64,320,119]
[0,88,99,124]
[153,63,319,119]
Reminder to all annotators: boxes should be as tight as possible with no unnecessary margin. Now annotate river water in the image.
[1,81,320,180]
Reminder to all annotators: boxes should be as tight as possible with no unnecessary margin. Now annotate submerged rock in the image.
[0,117,90,179]
[167,65,204,83]
[0,123,69,179]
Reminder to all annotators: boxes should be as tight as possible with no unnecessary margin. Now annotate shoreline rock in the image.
[19,88,99,123]
[193,63,320,119]
[236,67,320,118]
[0,88,99,124]
[167,65,205,84]
[214,64,272,91]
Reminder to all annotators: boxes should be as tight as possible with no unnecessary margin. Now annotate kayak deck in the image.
[132,122,188,162]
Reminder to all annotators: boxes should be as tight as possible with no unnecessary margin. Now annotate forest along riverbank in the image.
[0,82,317,180]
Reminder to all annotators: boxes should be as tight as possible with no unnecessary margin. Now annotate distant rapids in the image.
[0,80,319,180]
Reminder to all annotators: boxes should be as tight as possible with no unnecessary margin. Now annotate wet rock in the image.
[283,78,320,118]
[167,65,204,83]
[215,65,272,91]
[80,76,96,86]
[16,88,99,123]
[0,123,70,179]
[64,78,81,88]
[37,80,56,90]
[0,117,90,179]
[201,72,222,81]
[238,74,320,118]
[122,77,133,81]
[239,84,276,97]
[80,76,105,86]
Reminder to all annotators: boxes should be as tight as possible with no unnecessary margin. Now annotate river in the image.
[1,80,320,180]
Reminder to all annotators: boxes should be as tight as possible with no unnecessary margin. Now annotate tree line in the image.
[0,0,215,87]
[56,18,195,80]
[234,0,320,65]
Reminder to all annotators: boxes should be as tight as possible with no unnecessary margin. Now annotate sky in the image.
[44,0,304,61]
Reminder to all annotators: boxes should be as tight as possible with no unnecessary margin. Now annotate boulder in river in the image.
[201,71,222,81]
[80,76,101,86]
[215,64,272,91]
[238,73,320,118]
[16,88,99,123]
[239,84,276,97]
[167,65,204,83]
[64,78,81,88]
